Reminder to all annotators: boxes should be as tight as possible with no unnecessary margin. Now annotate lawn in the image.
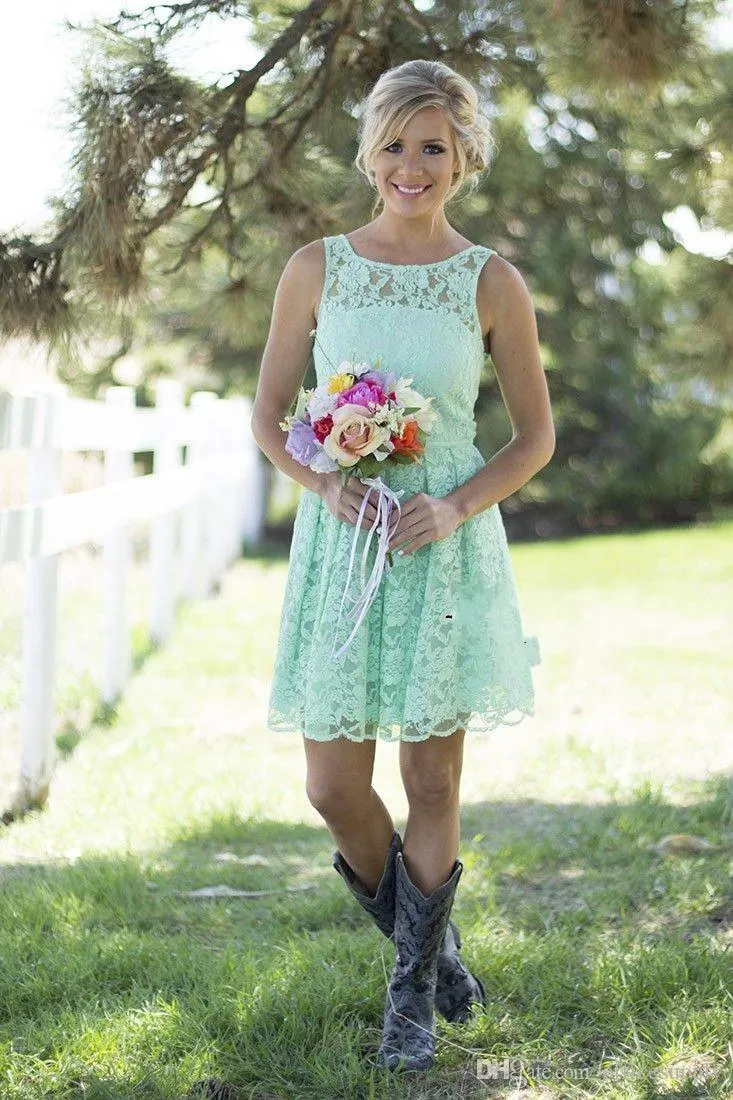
[0,512,731,1099]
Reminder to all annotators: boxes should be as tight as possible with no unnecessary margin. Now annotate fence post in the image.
[211,398,229,585]
[240,395,265,547]
[18,384,66,809]
[201,393,221,594]
[102,386,135,705]
[182,391,217,600]
[150,379,183,644]
[224,401,242,567]
[226,396,248,559]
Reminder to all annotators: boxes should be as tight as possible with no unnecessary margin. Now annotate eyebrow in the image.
[391,137,447,143]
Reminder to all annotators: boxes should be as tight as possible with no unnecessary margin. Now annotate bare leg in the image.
[303,733,396,896]
[399,727,465,895]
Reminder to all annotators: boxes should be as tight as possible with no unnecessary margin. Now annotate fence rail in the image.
[0,379,264,816]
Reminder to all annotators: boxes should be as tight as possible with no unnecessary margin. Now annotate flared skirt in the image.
[266,444,541,743]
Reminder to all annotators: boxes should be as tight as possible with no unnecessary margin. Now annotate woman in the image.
[251,58,554,1072]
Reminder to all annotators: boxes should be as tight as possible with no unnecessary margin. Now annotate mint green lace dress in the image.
[266,233,541,743]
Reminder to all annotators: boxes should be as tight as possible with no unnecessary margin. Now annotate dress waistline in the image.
[425,439,476,449]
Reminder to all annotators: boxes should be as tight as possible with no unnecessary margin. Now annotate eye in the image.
[384,142,446,154]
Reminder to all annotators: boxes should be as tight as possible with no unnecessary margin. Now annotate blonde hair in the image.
[354,59,496,221]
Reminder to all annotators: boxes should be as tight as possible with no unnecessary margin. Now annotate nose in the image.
[395,152,428,177]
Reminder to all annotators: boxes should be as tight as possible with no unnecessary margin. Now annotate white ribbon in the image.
[330,475,405,661]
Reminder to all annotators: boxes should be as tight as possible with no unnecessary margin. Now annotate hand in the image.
[387,492,463,556]
[317,471,382,532]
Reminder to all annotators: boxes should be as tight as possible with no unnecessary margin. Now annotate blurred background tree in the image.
[0,0,730,535]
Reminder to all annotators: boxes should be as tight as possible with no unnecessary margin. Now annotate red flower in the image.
[312,414,333,442]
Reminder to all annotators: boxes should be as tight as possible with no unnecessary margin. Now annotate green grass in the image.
[0,514,731,1098]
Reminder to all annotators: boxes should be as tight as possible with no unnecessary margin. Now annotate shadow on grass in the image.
[240,529,292,564]
[1,777,731,1098]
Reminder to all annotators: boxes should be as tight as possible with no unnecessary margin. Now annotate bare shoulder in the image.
[289,237,326,270]
[283,238,326,325]
[476,252,532,349]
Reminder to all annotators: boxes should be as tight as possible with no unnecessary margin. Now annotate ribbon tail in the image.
[329,482,372,660]
[330,476,404,661]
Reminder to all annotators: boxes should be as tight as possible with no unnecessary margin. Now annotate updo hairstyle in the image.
[354,59,496,217]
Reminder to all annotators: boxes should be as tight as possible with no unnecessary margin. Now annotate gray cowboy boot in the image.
[436,918,486,1024]
[332,832,484,1023]
[376,850,463,1072]
[332,830,401,939]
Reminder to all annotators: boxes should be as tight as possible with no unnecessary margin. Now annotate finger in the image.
[351,481,381,509]
[348,504,379,526]
[388,517,422,548]
[361,491,382,523]
[394,536,425,555]
[344,488,379,523]
[346,503,383,530]
[391,524,431,554]
[393,499,415,521]
[387,501,413,534]
[358,499,381,524]
[345,505,373,529]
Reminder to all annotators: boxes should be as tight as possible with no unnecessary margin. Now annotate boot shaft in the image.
[376,851,464,1072]
[332,831,402,939]
[392,852,463,983]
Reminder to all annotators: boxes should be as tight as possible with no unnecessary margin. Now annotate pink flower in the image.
[336,379,387,410]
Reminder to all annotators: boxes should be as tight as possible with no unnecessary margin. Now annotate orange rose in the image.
[391,419,423,458]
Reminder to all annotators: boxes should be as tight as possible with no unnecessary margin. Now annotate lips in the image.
[392,183,432,196]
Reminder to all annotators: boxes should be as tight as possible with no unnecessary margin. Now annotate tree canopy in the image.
[1,0,730,531]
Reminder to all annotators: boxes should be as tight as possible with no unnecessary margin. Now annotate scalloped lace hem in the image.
[266,705,535,743]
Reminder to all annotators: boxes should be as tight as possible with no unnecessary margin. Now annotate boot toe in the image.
[376,999,436,1071]
[376,1036,435,1072]
[435,964,486,1022]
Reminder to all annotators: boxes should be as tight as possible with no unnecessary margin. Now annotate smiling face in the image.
[372,105,458,219]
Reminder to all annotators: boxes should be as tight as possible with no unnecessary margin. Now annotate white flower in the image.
[309,447,340,473]
[394,379,437,432]
[308,386,339,420]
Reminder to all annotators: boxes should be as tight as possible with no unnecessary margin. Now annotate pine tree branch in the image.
[157,2,354,273]
[142,0,335,236]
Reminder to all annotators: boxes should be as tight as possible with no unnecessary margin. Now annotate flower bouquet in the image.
[279,328,437,659]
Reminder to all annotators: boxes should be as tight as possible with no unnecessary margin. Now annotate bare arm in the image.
[250,242,326,496]
[250,241,382,528]
[443,255,555,524]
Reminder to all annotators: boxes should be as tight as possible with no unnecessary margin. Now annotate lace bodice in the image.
[315,234,496,448]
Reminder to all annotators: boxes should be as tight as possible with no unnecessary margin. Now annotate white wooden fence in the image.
[0,380,265,814]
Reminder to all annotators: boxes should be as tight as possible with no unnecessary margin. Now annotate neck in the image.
[372,210,454,246]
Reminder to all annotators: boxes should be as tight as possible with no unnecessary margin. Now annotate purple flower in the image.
[359,369,399,392]
[285,419,320,466]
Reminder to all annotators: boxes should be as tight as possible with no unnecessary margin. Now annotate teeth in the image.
[395,184,428,194]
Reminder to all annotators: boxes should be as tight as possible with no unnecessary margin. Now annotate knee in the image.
[305,780,369,822]
[403,767,459,809]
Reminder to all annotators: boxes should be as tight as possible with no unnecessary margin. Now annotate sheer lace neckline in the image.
[339,233,482,268]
